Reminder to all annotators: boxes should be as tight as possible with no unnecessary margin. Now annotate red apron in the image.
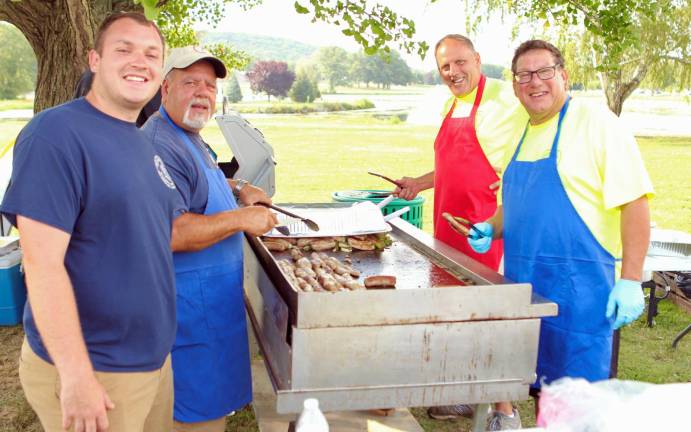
[433,75,503,270]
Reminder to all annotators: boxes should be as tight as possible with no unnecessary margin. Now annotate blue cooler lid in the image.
[0,248,22,269]
[0,237,21,268]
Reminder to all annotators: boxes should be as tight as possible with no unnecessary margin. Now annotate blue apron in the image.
[160,108,252,422]
[502,98,615,389]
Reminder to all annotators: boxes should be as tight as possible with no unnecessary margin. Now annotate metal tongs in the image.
[257,202,320,234]
[442,212,489,238]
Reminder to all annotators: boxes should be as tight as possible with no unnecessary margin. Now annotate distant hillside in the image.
[203,32,318,65]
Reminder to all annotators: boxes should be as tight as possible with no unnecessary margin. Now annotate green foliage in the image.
[294,0,429,59]
[349,50,413,89]
[133,0,160,20]
[225,73,243,103]
[420,70,442,85]
[0,24,36,99]
[153,0,429,59]
[468,0,690,113]
[470,0,657,72]
[205,42,251,72]
[289,72,321,103]
[315,46,351,92]
[153,2,255,69]
[228,98,373,114]
[156,0,261,48]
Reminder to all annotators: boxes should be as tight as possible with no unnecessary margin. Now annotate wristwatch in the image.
[233,179,249,196]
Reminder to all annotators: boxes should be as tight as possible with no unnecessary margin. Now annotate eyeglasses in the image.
[513,65,561,84]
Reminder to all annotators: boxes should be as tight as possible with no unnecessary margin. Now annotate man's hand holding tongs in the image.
[442,212,493,253]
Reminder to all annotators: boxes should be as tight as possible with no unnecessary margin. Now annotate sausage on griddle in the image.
[263,238,292,251]
[364,275,397,289]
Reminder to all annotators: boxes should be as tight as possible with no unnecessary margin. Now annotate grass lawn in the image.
[0,113,689,432]
[0,100,33,111]
[201,114,691,234]
[637,136,691,232]
[0,121,26,149]
[201,114,438,233]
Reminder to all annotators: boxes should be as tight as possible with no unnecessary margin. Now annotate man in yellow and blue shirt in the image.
[466,40,653,408]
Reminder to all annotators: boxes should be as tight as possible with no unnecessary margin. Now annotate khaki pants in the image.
[19,339,173,432]
[173,417,226,432]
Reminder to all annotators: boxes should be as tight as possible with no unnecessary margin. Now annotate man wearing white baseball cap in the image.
[142,46,277,431]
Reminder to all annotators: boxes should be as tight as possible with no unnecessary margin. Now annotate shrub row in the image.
[229,99,375,114]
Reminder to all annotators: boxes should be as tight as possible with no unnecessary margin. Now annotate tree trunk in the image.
[0,1,134,113]
[599,60,649,117]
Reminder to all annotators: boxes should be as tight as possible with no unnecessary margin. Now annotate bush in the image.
[225,73,243,103]
[290,72,320,103]
[227,99,375,114]
[246,61,295,101]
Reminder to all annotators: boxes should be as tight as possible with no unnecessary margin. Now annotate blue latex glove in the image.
[606,278,645,330]
[466,222,493,253]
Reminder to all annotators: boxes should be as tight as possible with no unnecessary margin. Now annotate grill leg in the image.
[609,329,620,378]
[642,280,658,327]
[471,403,490,432]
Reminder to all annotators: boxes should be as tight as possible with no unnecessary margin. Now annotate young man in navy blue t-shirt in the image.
[1,13,179,432]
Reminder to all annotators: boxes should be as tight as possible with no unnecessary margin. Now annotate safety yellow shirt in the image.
[442,77,529,171]
[502,97,654,258]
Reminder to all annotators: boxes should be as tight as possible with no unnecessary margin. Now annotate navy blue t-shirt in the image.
[0,98,180,372]
[141,112,215,214]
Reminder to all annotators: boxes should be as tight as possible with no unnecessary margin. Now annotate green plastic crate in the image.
[331,190,424,229]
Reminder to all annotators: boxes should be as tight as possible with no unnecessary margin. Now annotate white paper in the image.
[265,202,391,237]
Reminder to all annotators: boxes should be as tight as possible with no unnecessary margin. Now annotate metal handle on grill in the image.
[377,195,396,209]
[383,206,410,222]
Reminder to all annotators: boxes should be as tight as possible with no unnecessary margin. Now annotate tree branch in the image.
[661,54,691,66]
[618,60,648,102]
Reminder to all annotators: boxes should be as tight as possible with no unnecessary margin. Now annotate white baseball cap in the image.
[163,46,227,79]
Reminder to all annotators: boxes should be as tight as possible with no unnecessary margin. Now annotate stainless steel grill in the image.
[244,203,558,414]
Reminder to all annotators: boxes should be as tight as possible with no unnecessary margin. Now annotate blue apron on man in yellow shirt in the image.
[161,108,252,422]
[502,98,615,389]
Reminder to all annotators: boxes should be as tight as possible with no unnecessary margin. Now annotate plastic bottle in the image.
[295,398,329,432]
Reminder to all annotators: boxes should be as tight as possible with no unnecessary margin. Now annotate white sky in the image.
[204,0,531,70]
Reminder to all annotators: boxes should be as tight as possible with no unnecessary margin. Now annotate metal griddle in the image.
[270,240,474,290]
[243,203,558,415]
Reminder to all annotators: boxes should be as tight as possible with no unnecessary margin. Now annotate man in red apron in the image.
[142,47,278,432]
[466,40,652,414]
[396,34,527,275]
[395,35,527,429]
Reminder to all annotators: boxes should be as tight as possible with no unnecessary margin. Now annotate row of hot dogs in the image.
[262,238,397,292]
[261,233,391,253]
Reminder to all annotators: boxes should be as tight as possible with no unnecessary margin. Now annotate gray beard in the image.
[182,108,209,130]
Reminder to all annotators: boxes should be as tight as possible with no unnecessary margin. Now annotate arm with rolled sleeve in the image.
[150,125,276,251]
